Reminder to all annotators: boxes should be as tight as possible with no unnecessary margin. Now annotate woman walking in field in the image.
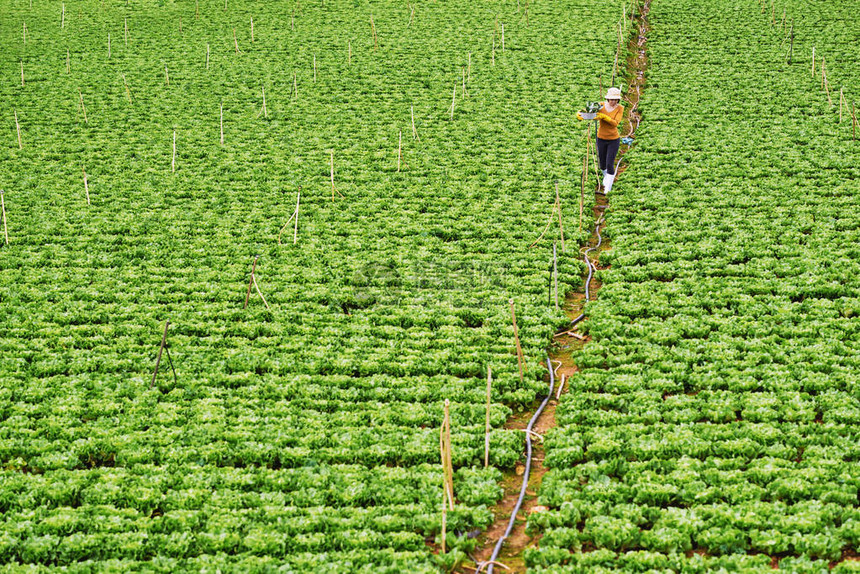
[579,87,624,195]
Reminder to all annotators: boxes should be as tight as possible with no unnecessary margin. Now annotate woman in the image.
[579,87,624,195]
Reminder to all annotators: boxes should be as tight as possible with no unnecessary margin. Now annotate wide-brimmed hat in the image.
[605,87,622,100]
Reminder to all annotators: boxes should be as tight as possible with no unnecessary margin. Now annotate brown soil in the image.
[457,5,652,573]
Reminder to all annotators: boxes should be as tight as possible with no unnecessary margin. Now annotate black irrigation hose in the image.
[481,357,556,574]
[570,215,605,326]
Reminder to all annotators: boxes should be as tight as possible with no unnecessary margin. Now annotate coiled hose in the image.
[480,357,556,574]
[570,214,605,326]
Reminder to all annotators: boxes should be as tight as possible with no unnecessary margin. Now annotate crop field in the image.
[0,0,626,571]
[1,0,859,572]
[529,0,860,572]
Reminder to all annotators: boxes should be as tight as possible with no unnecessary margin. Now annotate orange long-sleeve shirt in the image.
[597,103,624,140]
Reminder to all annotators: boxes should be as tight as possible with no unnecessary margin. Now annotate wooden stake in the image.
[244,257,258,308]
[409,5,415,26]
[150,320,170,388]
[251,17,254,42]
[233,28,240,53]
[293,190,300,244]
[0,190,8,246]
[397,130,402,172]
[220,103,224,144]
[580,151,586,234]
[14,111,22,149]
[556,182,565,253]
[410,105,419,140]
[553,242,559,310]
[449,82,456,120]
[510,298,525,382]
[62,3,65,29]
[82,167,90,205]
[484,365,492,468]
[262,84,268,117]
[501,23,505,51]
[252,273,270,310]
[196,0,199,19]
[172,129,176,173]
[440,399,454,510]
[78,89,87,123]
[370,14,378,50]
[440,490,447,554]
[206,44,210,69]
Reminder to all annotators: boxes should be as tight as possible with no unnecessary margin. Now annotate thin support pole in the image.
[397,130,402,172]
[220,103,224,145]
[206,44,210,69]
[510,298,525,382]
[411,105,419,140]
[556,182,565,253]
[484,365,492,468]
[14,111,22,149]
[150,321,170,388]
[449,82,456,120]
[83,167,90,205]
[293,190,300,244]
[553,242,559,311]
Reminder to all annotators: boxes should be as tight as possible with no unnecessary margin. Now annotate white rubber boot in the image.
[603,172,615,195]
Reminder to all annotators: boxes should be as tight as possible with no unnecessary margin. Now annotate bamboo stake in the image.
[150,320,170,388]
[313,53,317,82]
[484,365,492,468]
[244,256,258,308]
[224,0,227,10]
[78,89,87,123]
[14,111,22,149]
[410,105,419,140]
[330,150,336,200]
[82,167,90,205]
[293,190,300,244]
[370,15,378,50]
[251,17,254,42]
[252,273,270,310]
[770,0,775,25]
[440,490,447,554]
[553,242,559,310]
[20,61,24,87]
[220,103,224,144]
[409,5,415,26]
[206,44,210,69]
[441,399,454,510]
[556,182,565,253]
[62,3,65,28]
[1,190,8,246]
[233,28,240,53]
[195,0,199,19]
[510,298,525,382]
[172,130,176,173]
[501,23,505,51]
[449,82,456,120]
[397,130,402,172]
[580,152,586,234]
[262,84,268,117]
[556,373,565,400]
[165,65,169,86]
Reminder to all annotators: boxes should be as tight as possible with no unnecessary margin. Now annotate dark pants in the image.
[597,137,620,175]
